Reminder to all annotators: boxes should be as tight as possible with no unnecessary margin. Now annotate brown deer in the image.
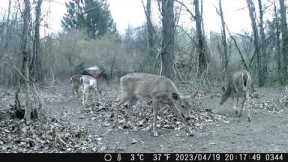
[220,70,253,121]
[117,73,193,137]
[70,74,82,97]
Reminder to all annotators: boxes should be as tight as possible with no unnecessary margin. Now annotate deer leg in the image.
[85,90,89,105]
[83,92,87,105]
[75,87,79,96]
[239,97,246,118]
[247,106,251,122]
[128,96,138,111]
[96,79,102,95]
[87,88,90,103]
[152,98,159,137]
[245,92,251,122]
[72,87,76,96]
[87,88,94,112]
[81,88,86,105]
[85,87,90,106]
[233,96,238,115]
[87,91,90,104]
[236,97,239,114]
[93,86,99,103]
[76,87,80,98]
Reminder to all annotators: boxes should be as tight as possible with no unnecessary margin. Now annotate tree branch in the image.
[174,0,195,19]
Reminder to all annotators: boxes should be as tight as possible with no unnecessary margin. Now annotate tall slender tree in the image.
[257,0,267,86]
[21,0,32,123]
[3,0,12,50]
[30,0,43,82]
[246,0,262,86]
[194,0,207,76]
[160,0,175,79]
[218,0,228,79]
[274,2,282,82]
[143,0,156,73]
[279,0,288,83]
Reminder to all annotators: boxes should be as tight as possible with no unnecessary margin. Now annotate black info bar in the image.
[0,153,286,162]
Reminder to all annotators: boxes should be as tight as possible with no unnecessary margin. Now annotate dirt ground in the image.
[0,80,288,152]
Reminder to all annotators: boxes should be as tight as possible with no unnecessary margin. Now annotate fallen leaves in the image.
[4,81,285,153]
[0,118,99,153]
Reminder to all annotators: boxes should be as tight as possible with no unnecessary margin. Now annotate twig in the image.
[174,0,195,19]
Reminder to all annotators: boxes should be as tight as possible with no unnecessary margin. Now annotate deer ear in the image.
[172,93,179,100]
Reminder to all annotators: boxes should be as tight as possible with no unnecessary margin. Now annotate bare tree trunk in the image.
[3,0,12,50]
[31,0,43,82]
[194,0,207,76]
[160,0,175,79]
[218,0,228,80]
[274,2,281,82]
[143,0,156,73]
[146,0,154,56]
[246,0,262,86]
[257,0,267,86]
[279,0,288,83]
[21,0,32,123]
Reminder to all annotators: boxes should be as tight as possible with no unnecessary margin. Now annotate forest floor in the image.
[0,79,288,152]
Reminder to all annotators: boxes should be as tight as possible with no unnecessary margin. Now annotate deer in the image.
[117,73,193,137]
[219,70,253,122]
[70,74,82,97]
[81,65,107,94]
[80,75,99,105]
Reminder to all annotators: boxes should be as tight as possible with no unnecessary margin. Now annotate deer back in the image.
[120,73,180,101]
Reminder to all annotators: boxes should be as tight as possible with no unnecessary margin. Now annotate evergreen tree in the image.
[61,0,116,39]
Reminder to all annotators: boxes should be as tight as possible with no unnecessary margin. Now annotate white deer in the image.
[80,75,99,105]
[82,65,106,94]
